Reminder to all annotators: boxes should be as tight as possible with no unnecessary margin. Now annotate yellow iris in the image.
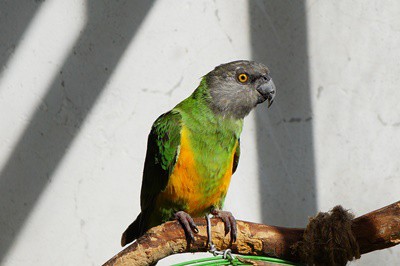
[237,73,249,83]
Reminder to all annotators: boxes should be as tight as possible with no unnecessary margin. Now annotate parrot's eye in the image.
[237,73,249,84]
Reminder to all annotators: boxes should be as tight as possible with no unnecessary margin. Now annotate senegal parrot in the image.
[121,60,276,246]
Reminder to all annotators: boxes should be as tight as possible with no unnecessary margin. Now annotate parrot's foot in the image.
[174,211,199,242]
[211,209,237,242]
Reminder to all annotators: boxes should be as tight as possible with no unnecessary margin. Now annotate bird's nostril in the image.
[263,75,271,82]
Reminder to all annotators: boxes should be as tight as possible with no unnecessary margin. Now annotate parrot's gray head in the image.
[205,60,276,119]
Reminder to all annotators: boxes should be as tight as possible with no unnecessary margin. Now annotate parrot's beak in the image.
[256,78,276,108]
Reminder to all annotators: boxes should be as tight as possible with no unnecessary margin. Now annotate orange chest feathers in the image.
[156,127,238,216]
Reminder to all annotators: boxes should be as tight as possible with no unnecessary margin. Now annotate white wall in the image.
[0,1,399,265]
[310,2,400,264]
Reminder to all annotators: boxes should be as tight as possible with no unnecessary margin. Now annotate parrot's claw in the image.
[175,211,199,243]
[211,210,237,242]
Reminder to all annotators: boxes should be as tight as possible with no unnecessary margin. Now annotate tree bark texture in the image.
[103,201,400,266]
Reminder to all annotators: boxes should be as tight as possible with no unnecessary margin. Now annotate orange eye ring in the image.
[237,73,249,83]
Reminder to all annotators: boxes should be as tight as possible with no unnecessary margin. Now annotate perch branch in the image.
[104,201,400,266]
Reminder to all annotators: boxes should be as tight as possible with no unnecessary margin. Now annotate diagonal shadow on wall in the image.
[249,1,317,227]
[0,1,43,76]
[0,1,154,261]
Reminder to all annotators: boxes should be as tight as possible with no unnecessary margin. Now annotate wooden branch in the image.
[104,201,400,266]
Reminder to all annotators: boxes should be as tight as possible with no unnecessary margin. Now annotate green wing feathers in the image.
[121,111,182,246]
[140,110,182,210]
